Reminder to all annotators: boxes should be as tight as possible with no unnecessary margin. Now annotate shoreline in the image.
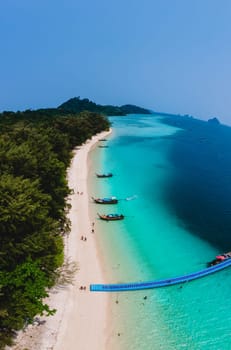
[9,129,112,350]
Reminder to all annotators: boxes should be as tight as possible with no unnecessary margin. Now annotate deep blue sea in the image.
[89,114,231,350]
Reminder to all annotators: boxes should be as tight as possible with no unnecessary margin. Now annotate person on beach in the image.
[79,286,87,291]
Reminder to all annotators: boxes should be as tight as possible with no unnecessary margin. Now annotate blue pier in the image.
[90,258,231,292]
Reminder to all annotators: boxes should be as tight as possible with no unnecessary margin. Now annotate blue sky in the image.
[1,0,231,125]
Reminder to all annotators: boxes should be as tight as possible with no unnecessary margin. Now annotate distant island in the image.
[58,97,151,116]
[208,117,221,125]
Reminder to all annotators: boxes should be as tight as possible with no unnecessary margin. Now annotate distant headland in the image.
[0,97,151,116]
[58,97,151,116]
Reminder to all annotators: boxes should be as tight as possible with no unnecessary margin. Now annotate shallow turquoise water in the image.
[89,115,231,349]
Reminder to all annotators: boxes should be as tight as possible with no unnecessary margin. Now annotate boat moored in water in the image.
[97,213,124,221]
[207,252,231,267]
[92,196,118,204]
[98,145,109,148]
[96,173,113,178]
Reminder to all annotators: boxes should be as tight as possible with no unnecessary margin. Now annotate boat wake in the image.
[126,195,138,201]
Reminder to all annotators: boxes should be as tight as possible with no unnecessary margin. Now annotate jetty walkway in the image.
[90,258,231,292]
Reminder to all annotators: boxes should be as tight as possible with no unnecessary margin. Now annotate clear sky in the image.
[1,0,231,125]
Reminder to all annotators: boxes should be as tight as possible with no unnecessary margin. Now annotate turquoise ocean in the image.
[88,114,231,350]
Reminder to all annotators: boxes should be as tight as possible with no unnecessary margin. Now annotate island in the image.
[208,117,221,125]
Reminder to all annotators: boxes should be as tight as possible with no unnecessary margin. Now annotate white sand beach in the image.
[9,129,112,350]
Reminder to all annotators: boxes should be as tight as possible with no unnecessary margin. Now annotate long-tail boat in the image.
[207,252,231,267]
[92,196,118,204]
[98,145,109,148]
[97,213,124,221]
[96,173,113,178]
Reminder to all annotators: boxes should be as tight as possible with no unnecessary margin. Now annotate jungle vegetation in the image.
[0,107,110,348]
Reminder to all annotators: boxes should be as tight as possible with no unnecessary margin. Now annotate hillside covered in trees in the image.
[0,107,110,348]
[58,97,151,115]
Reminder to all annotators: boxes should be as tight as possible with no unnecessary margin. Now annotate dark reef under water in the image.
[161,115,231,251]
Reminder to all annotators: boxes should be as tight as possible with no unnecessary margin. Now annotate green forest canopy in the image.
[0,106,110,348]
